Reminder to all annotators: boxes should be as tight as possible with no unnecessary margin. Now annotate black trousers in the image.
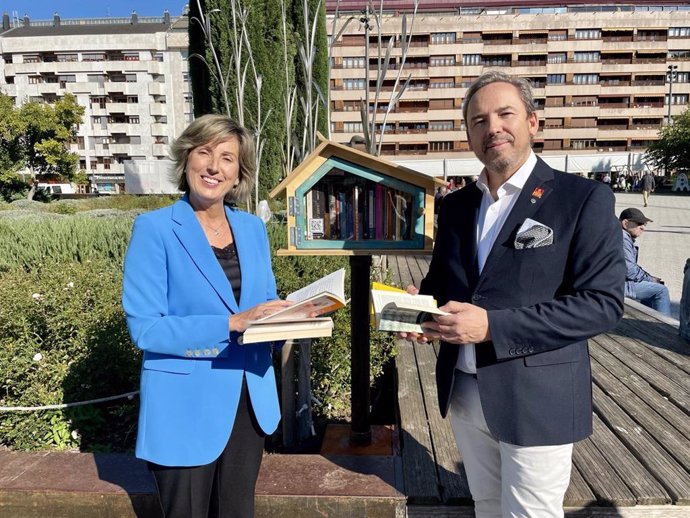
[149,377,265,518]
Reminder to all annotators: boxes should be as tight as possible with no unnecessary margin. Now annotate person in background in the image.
[401,71,624,517]
[122,114,293,518]
[619,207,671,316]
[641,171,656,207]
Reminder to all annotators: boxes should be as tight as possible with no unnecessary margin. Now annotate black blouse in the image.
[212,241,242,303]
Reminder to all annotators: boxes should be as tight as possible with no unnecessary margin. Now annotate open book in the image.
[239,268,347,344]
[371,288,448,333]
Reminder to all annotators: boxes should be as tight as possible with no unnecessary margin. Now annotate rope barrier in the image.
[0,390,139,412]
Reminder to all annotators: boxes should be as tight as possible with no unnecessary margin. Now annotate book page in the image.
[371,290,437,313]
[286,268,345,303]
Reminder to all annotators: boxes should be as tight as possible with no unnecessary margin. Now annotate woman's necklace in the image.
[200,219,224,237]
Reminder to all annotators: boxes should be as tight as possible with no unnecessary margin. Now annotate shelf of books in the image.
[270,137,439,256]
[293,157,425,252]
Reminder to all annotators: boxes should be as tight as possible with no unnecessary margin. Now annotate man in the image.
[641,171,655,207]
[620,207,671,315]
[402,71,625,517]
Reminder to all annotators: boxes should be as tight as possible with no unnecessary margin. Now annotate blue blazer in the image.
[422,158,625,447]
[122,197,280,467]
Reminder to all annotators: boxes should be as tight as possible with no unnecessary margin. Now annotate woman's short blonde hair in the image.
[171,114,256,205]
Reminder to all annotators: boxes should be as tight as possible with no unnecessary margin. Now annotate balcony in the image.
[151,123,167,136]
[148,82,166,96]
[149,103,168,116]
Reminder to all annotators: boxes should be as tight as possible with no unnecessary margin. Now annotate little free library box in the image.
[270,136,444,256]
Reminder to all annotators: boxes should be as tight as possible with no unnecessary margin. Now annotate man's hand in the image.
[421,301,491,345]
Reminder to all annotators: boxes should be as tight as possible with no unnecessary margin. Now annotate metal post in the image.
[665,65,678,176]
[350,254,372,445]
[667,64,678,127]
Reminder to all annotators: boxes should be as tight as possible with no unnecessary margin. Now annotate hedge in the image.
[0,199,396,451]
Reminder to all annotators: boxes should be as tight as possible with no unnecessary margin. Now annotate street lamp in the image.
[667,64,678,126]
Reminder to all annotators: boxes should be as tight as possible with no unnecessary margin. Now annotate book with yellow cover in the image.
[371,287,447,333]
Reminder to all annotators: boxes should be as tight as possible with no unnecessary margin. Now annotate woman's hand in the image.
[229,300,294,333]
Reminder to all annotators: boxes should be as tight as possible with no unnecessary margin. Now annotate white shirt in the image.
[455,152,538,374]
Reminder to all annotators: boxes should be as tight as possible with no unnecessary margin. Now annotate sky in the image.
[2,0,190,20]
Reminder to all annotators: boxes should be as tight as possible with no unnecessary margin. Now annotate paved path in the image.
[614,192,690,319]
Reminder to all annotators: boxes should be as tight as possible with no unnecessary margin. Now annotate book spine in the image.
[367,186,375,240]
[375,183,384,240]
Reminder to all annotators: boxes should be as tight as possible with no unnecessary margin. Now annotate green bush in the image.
[0,207,397,451]
[0,260,140,451]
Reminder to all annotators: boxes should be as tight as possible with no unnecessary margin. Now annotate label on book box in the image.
[309,218,324,239]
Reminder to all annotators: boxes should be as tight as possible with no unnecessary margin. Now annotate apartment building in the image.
[0,10,191,193]
[327,1,690,168]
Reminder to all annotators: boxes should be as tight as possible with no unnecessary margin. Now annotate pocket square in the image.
[514,218,553,249]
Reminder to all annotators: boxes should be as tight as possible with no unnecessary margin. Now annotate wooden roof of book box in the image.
[269,135,444,256]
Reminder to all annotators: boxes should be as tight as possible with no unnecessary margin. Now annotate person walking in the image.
[641,171,655,207]
[619,207,671,316]
[400,71,624,517]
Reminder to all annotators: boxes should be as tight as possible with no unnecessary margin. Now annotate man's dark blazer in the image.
[420,157,625,447]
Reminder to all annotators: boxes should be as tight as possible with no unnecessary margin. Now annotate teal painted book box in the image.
[270,136,442,256]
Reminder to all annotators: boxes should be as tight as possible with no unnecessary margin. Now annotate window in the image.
[574,74,599,85]
[461,54,481,66]
[429,120,454,131]
[670,94,689,105]
[57,53,78,62]
[430,55,456,66]
[430,141,453,151]
[574,51,600,63]
[342,57,365,68]
[124,52,139,61]
[547,74,565,84]
[669,27,690,38]
[83,52,105,62]
[153,52,165,62]
[28,75,42,84]
[126,74,137,83]
[548,30,567,41]
[343,79,365,90]
[548,53,566,64]
[431,32,456,44]
[430,77,455,88]
[23,54,40,63]
[572,139,596,149]
[127,96,139,104]
[675,72,690,83]
[3,54,12,64]
[575,29,600,39]
[128,116,140,124]
[343,121,363,132]
[544,118,563,128]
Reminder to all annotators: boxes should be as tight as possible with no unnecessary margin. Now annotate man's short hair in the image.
[462,71,537,124]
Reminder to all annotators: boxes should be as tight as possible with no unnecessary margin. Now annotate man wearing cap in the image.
[620,208,671,315]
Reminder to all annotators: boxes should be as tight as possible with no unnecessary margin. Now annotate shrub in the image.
[0,260,140,451]
[0,207,397,451]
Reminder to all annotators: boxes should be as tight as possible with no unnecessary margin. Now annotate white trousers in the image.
[449,371,573,518]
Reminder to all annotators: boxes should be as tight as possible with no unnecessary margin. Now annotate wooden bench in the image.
[388,255,690,517]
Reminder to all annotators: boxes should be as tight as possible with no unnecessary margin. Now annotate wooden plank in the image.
[614,318,690,376]
[593,334,690,416]
[592,383,690,504]
[606,328,690,393]
[572,437,636,507]
[564,464,597,507]
[406,255,426,287]
[590,342,690,439]
[590,354,690,474]
[588,414,670,505]
[396,256,416,289]
[413,341,472,504]
[397,339,442,504]
[410,504,690,517]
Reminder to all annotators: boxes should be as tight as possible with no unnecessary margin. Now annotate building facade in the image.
[327,1,690,170]
[0,10,191,193]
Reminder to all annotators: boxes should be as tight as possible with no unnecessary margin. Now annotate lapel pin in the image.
[531,187,544,199]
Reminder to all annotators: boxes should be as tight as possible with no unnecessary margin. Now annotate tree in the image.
[645,107,690,174]
[19,93,84,181]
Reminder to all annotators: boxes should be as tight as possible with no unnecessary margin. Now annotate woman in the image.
[122,114,292,518]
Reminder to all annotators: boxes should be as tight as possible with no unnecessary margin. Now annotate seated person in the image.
[620,208,671,316]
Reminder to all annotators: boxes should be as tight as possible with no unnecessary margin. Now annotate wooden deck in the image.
[388,255,690,517]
